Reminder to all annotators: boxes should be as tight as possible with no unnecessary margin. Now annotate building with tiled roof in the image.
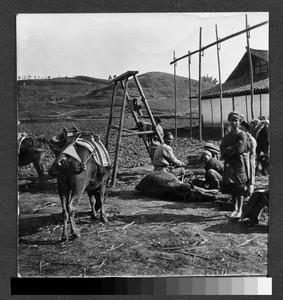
[201,48,269,127]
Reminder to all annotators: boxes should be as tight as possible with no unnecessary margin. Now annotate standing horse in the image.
[48,134,111,241]
[249,118,269,175]
[18,135,46,187]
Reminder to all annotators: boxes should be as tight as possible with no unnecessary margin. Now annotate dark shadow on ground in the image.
[110,211,268,235]
[111,212,226,226]
[18,174,58,193]
[19,212,62,237]
[204,220,269,234]
[19,238,61,245]
[19,210,96,239]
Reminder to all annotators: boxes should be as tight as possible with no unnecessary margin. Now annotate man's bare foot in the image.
[229,210,238,217]
[231,212,242,219]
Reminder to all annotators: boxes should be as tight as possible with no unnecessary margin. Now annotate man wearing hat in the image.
[200,150,224,190]
[220,111,250,219]
[153,131,186,179]
[203,142,220,159]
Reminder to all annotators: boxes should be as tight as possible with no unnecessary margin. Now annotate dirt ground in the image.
[17,119,269,277]
[18,165,269,277]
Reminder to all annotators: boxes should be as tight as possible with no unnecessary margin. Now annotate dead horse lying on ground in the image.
[135,171,219,202]
[18,136,46,187]
[48,139,112,241]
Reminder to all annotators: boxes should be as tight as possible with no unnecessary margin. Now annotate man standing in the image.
[240,121,257,195]
[153,132,186,178]
[220,111,249,219]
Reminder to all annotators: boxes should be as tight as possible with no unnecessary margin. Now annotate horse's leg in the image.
[88,192,97,220]
[69,187,84,238]
[33,155,44,188]
[58,187,70,242]
[94,184,108,223]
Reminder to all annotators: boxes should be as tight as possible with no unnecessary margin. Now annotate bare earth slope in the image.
[18,72,215,120]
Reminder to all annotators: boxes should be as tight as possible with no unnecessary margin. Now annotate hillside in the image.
[17,72,215,120]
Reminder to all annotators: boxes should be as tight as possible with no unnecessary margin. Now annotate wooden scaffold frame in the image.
[105,71,164,187]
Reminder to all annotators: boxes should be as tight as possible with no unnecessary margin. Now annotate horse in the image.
[249,118,269,175]
[18,134,46,187]
[241,189,269,226]
[48,133,112,241]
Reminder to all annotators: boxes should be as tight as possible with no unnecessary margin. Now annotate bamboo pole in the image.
[173,51,177,143]
[245,95,249,121]
[246,15,254,120]
[170,21,268,65]
[188,51,193,140]
[210,98,214,127]
[215,25,224,138]
[111,78,128,187]
[198,27,203,141]
[121,130,155,137]
[105,82,118,149]
[260,94,262,116]
[109,125,136,133]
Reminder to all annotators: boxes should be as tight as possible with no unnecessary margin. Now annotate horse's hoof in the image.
[72,232,81,238]
[102,217,108,223]
[60,236,68,242]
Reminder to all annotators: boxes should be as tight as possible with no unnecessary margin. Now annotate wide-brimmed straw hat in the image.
[200,150,212,162]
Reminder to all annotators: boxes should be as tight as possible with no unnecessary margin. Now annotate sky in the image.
[17,12,268,82]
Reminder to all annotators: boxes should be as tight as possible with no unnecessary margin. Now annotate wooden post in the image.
[111,78,128,187]
[260,94,262,117]
[246,15,254,120]
[188,51,193,140]
[198,27,203,141]
[210,99,214,127]
[105,82,117,149]
[215,25,224,138]
[173,51,177,143]
[245,95,249,122]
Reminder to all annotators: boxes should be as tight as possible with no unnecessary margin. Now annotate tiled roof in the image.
[201,49,269,99]
[250,49,269,62]
[201,73,269,99]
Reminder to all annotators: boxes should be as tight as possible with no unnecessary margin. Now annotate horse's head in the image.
[48,151,87,177]
[257,152,269,175]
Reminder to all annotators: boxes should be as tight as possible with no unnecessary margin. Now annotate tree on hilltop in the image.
[201,74,218,85]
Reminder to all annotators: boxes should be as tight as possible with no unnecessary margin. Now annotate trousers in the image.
[206,169,223,189]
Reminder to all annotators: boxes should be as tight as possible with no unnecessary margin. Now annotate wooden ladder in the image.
[105,71,163,186]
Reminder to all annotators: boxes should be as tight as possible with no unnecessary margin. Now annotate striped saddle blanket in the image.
[62,135,111,167]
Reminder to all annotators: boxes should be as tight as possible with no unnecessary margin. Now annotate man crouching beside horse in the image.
[48,131,112,242]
